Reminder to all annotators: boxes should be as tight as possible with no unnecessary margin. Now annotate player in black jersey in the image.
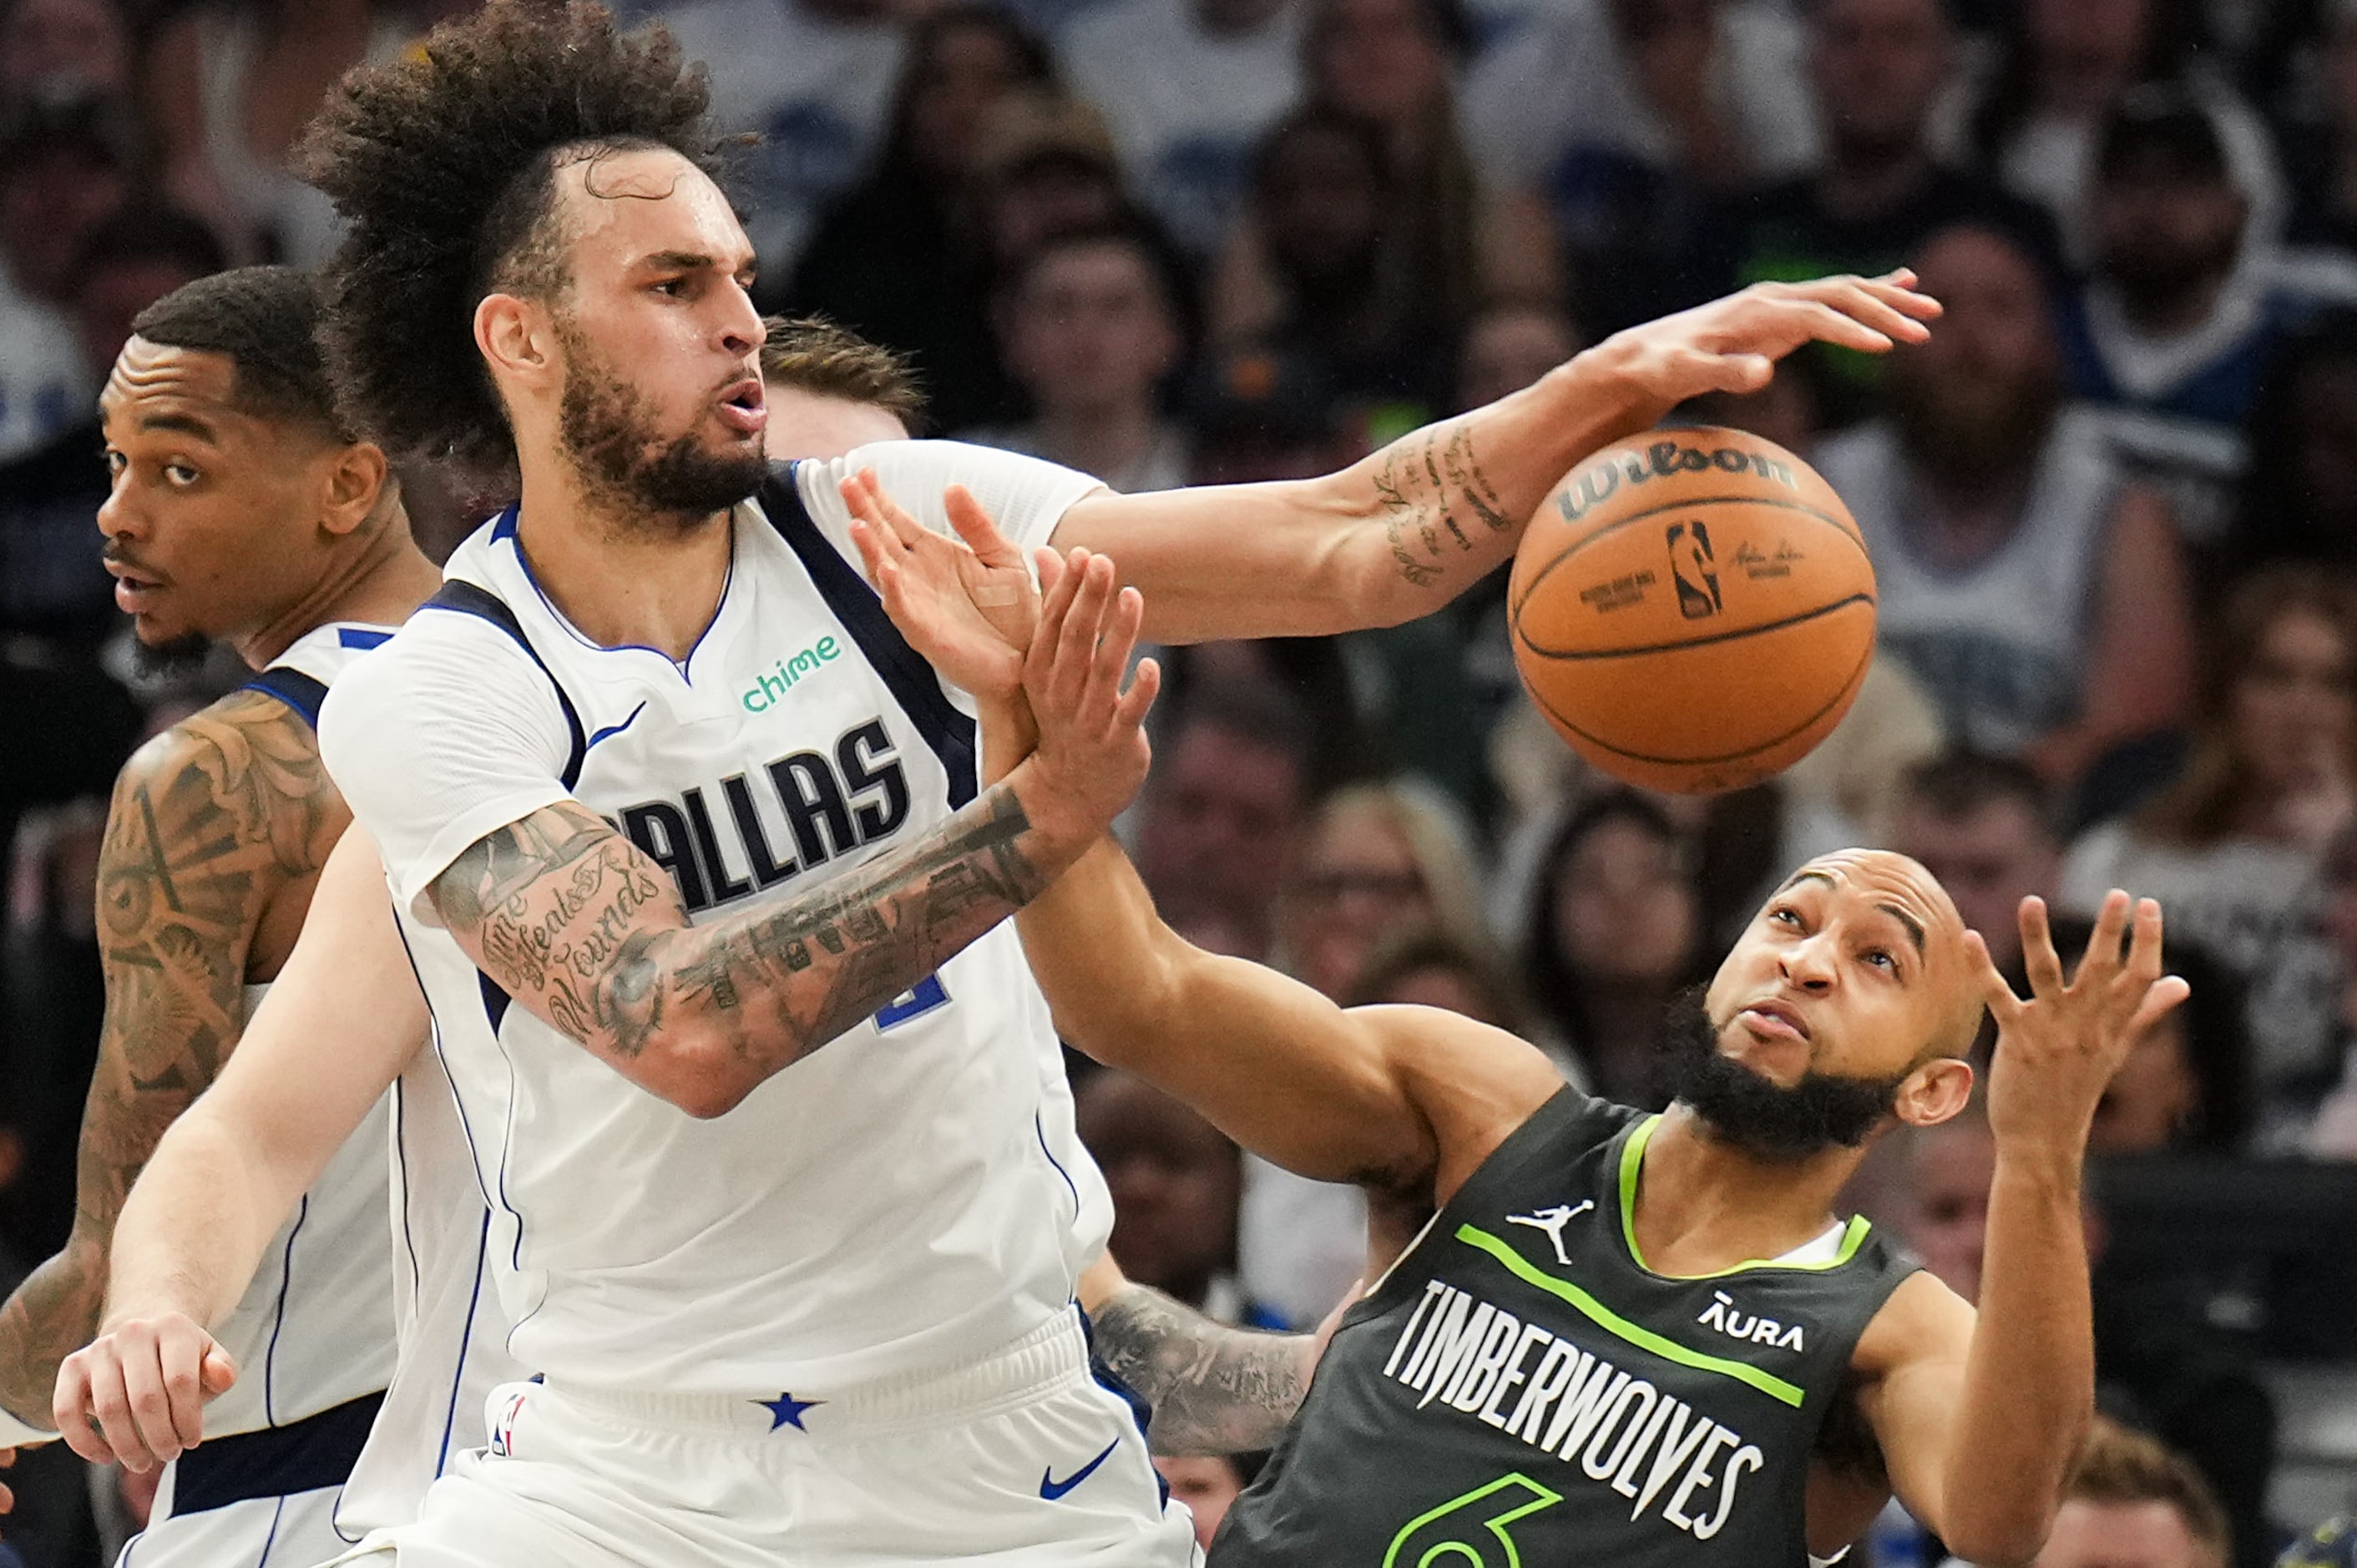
[853,518,2183,1566]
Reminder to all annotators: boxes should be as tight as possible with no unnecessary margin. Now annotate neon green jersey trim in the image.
[1617,1115,1874,1276]
[1455,1224,1806,1409]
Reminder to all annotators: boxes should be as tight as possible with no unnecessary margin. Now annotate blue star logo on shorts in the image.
[756,1392,822,1432]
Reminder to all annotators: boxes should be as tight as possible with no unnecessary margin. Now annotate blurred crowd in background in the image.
[7,0,2357,1563]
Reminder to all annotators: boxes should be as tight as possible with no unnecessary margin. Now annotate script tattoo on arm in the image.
[1371,422,1510,593]
[0,691,341,1424]
[1090,1282,1309,1456]
[432,786,1049,1095]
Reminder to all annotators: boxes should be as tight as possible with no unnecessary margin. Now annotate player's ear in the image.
[475,291,555,396]
[320,440,390,537]
[1892,1057,1973,1130]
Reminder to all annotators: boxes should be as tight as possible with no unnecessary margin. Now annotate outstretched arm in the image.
[1050,275,1939,642]
[1863,893,2188,1565]
[54,827,427,1472]
[0,693,336,1434]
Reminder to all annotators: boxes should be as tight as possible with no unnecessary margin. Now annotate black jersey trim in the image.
[418,580,588,790]
[240,668,328,729]
[760,463,979,808]
[168,1388,385,1515]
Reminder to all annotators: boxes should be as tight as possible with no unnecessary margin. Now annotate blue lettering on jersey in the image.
[616,717,911,913]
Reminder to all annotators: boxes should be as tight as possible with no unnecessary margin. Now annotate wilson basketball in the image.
[1508,427,1876,795]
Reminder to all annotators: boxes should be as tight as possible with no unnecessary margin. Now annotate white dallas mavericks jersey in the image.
[318,444,1115,1398]
[1812,406,2121,756]
[141,624,399,1535]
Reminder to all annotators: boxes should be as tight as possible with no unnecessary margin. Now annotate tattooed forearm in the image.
[1370,422,1510,592]
[0,690,336,1421]
[436,786,1050,1100]
[1092,1282,1308,1456]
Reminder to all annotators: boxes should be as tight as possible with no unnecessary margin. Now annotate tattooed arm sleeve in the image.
[1091,1281,1310,1457]
[0,693,336,1425]
[424,781,1090,1118]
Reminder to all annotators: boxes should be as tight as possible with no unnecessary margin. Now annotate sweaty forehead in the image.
[102,338,240,425]
[1782,850,1966,952]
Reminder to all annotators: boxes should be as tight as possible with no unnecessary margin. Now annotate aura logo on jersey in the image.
[615,717,910,913]
[1380,1277,1766,1542]
[1697,1291,1806,1353]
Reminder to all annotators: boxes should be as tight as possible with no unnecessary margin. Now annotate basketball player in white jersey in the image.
[49,0,1933,1556]
[0,266,443,1563]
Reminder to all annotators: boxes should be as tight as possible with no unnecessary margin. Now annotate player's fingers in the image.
[1798,276,1933,341]
[1858,271,1941,321]
[53,1357,109,1465]
[1055,557,1117,705]
[2017,896,2066,999]
[124,1337,188,1469]
[1706,352,1773,394]
[2123,897,2167,987]
[199,1344,238,1399]
[1117,655,1161,731]
[2074,889,2132,989]
[847,516,897,584]
[1783,296,1894,353]
[847,469,928,549]
[82,1345,155,1474]
[1027,547,1087,685]
[1085,586,1146,730]
[1964,928,2026,1024]
[2127,974,2193,1039]
[945,486,1021,565]
[154,1332,205,1452]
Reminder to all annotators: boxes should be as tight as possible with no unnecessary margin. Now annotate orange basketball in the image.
[1508,427,1876,795]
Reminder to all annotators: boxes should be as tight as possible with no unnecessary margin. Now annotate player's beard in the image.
[130,631,215,677]
[1659,989,1908,1161]
[554,316,765,532]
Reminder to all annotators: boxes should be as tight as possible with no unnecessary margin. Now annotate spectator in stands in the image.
[1233,109,1451,437]
[1887,749,2064,978]
[1890,1106,1995,1301]
[2230,309,2357,577]
[970,93,1141,274]
[0,0,131,105]
[2033,1419,2231,1568]
[1813,220,2197,787]
[1057,0,1300,254]
[966,222,1191,491]
[0,208,227,655]
[2064,567,2357,1140]
[1183,336,1358,483]
[787,5,1057,432]
[1956,0,2275,256]
[2081,931,2252,1154]
[0,91,132,461]
[1344,925,1540,1039]
[1075,1069,1286,1326]
[1521,790,1704,1106]
[1456,301,1578,410]
[1463,0,1818,330]
[1132,680,1315,964]
[2061,85,2330,546]
[144,0,447,266]
[1156,1454,1261,1551]
[640,0,907,277]
[1271,780,1489,1000]
[1711,0,2059,427]
[2304,826,2357,1157]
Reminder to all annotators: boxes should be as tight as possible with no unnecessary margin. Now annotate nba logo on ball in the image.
[1508,427,1877,795]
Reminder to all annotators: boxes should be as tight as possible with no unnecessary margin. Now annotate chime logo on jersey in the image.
[614,717,911,913]
[1379,1277,1766,1541]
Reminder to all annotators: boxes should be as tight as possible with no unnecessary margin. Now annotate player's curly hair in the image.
[296,0,728,474]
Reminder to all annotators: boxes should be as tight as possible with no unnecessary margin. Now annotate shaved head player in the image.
[56,0,1932,1560]
[0,266,443,1562]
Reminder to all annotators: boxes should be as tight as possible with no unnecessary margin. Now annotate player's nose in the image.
[1777,935,1838,992]
[717,277,764,359]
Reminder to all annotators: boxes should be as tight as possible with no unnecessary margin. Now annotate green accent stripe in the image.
[1617,1114,1877,1277]
[1458,1224,1806,1409]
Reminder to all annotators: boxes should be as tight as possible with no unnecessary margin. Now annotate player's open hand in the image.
[1599,271,1940,403]
[842,470,1037,704]
[1970,892,2191,1157]
[54,1313,236,1474]
[1017,547,1160,845]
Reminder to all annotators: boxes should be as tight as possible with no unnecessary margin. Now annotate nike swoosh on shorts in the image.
[1039,1438,1121,1500]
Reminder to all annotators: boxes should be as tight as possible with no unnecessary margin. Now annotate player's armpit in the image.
[0,691,336,1429]
[1090,1279,1309,1457]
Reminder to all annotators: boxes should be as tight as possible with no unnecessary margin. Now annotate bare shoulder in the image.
[1356,1004,1568,1203]
[1851,1267,1975,1382]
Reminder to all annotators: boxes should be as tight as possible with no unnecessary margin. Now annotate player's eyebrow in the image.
[135,412,219,441]
[1776,869,1836,895]
[1877,903,1928,957]
[637,249,718,272]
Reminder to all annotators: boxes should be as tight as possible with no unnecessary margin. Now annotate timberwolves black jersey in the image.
[1216,1089,1916,1566]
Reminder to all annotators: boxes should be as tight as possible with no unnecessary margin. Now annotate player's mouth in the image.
[716,376,766,438]
[1736,999,1810,1044]
[104,556,169,614]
